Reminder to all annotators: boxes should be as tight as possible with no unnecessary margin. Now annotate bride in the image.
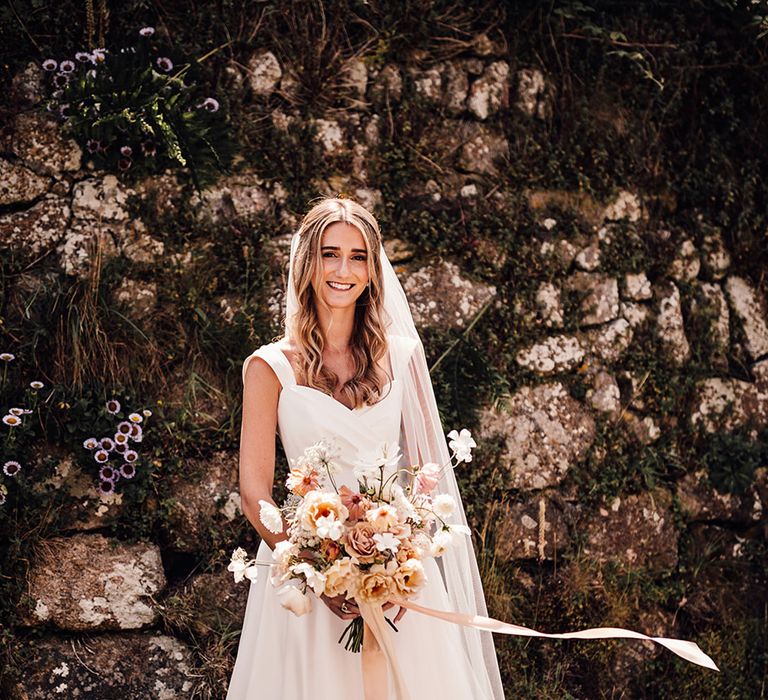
[226,196,504,699]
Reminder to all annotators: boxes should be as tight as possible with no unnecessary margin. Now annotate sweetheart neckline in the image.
[281,379,399,414]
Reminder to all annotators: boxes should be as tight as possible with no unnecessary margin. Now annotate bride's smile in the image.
[314,221,370,310]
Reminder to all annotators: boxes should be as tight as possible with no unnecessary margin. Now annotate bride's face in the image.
[313,222,370,309]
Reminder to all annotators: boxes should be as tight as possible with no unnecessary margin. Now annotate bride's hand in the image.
[382,601,407,624]
[320,593,360,620]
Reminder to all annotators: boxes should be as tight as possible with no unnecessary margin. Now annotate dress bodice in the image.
[242,334,418,488]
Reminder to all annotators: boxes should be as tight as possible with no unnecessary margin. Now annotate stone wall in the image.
[2,15,767,699]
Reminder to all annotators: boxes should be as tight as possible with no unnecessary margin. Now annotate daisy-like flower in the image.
[94,449,109,463]
[106,399,121,414]
[124,449,138,463]
[58,103,72,118]
[83,437,99,450]
[113,432,129,445]
[447,428,476,463]
[120,462,136,479]
[117,157,132,171]
[42,59,58,71]
[99,437,115,451]
[20,408,33,414]
[432,493,455,519]
[98,479,115,495]
[197,97,220,113]
[258,500,284,534]
[139,26,155,37]
[53,73,69,88]
[75,51,92,63]
[114,442,127,454]
[3,461,21,477]
[30,381,44,389]
[0,353,15,362]
[2,414,21,427]
[129,424,143,442]
[128,412,143,424]
[120,145,132,157]
[59,60,76,73]
[86,139,102,154]
[99,465,117,481]
[142,409,153,418]
[9,408,24,416]
[92,48,107,62]
[116,420,132,434]
[156,57,173,72]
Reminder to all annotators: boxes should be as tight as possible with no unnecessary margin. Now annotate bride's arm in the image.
[239,356,288,551]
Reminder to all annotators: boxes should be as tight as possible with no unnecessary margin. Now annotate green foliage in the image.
[40,29,234,188]
[698,430,766,496]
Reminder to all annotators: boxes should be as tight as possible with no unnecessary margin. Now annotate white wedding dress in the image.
[226,334,495,700]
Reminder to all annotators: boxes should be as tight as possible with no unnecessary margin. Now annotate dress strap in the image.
[241,343,297,388]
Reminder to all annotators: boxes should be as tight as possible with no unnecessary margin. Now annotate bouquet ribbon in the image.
[357,597,719,700]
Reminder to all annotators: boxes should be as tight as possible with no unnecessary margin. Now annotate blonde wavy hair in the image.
[286,197,392,409]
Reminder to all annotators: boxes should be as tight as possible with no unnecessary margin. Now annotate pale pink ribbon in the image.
[357,597,718,700]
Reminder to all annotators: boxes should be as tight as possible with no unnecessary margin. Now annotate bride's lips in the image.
[327,281,355,291]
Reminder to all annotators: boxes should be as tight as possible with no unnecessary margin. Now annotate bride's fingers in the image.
[393,606,406,624]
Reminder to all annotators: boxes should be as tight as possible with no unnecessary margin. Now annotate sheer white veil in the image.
[284,230,504,699]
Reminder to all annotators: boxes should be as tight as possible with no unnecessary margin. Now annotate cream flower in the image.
[432,494,455,519]
[393,558,426,596]
[373,531,400,555]
[258,500,284,534]
[277,581,312,616]
[315,513,344,541]
[323,558,357,598]
[365,503,398,530]
[355,564,395,604]
[298,491,349,535]
[447,428,476,463]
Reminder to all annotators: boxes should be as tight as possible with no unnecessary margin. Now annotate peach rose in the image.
[344,521,379,563]
[356,565,395,604]
[416,462,441,494]
[323,558,357,598]
[299,491,349,535]
[393,558,426,596]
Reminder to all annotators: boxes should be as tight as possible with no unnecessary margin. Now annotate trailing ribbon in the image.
[357,596,718,700]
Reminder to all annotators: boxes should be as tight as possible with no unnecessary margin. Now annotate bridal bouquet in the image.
[229,429,476,651]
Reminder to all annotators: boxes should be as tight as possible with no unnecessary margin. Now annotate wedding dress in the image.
[226,333,496,699]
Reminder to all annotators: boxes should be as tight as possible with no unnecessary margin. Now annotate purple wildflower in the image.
[83,437,99,450]
[106,399,121,414]
[42,59,58,72]
[120,462,136,479]
[94,449,109,464]
[114,432,129,445]
[75,51,92,63]
[59,60,76,73]
[9,408,24,416]
[2,415,21,427]
[86,139,101,154]
[124,450,138,463]
[99,465,117,481]
[97,479,115,495]
[30,381,44,389]
[3,461,21,477]
[129,424,143,442]
[197,97,220,113]
[99,437,115,451]
[117,421,132,435]
[114,442,127,454]
[139,26,155,37]
[120,145,133,157]
[118,157,132,171]
[156,57,173,72]
[53,73,69,88]
[0,353,15,362]
[142,409,153,417]
[128,412,143,424]
[92,48,107,62]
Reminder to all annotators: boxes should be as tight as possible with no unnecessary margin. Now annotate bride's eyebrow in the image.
[321,246,368,254]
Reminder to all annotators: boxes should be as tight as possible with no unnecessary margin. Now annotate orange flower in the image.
[339,484,371,521]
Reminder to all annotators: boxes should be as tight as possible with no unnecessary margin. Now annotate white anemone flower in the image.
[432,494,456,519]
[373,531,400,554]
[447,428,476,463]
